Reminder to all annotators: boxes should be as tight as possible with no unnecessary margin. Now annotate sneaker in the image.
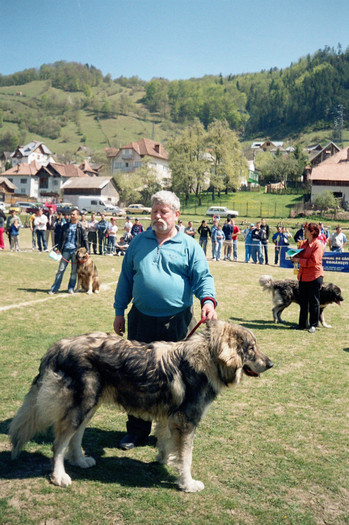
[68,289,75,295]
[308,326,316,333]
[48,290,57,295]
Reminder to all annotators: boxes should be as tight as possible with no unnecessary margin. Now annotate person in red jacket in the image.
[291,222,325,333]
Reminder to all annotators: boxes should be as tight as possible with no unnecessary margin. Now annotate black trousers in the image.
[125,304,196,438]
[298,276,323,328]
[88,231,97,254]
[262,243,268,264]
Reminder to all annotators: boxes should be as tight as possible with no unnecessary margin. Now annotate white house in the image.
[309,146,349,204]
[110,138,171,187]
[1,161,87,201]
[10,141,55,167]
[61,176,120,206]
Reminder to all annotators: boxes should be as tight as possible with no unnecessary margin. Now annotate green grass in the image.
[0,228,348,524]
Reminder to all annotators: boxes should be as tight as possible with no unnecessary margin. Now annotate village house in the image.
[109,138,171,187]
[0,176,17,204]
[10,141,55,167]
[308,141,340,167]
[61,176,119,206]
[1,161,87,201]
[309,146,349,205]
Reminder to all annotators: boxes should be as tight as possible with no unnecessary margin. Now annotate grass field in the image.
[0,228,348,525]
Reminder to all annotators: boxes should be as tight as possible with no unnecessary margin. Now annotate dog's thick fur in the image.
[259,275,343,327]
[75,247,100,294]
[9,320,272,492]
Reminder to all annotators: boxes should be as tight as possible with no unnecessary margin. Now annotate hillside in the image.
[0,46,348,162]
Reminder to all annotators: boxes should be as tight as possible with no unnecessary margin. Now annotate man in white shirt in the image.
[34,208,48,252]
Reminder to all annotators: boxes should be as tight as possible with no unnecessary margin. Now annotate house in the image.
[79,161,100,177]
[35,162,88,201]
[0,176,17,204]
[309,146,349,204]
[309,142,340,167]
[10,141,55,167]
[251,140,284,152]
[1,161,87,200]
[110,138,171,187]
[61,176,119,206]
[1,161,42,197]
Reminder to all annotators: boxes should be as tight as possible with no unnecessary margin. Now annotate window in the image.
[20,178,27,184]
[39,177,48,189]
[91,200,97,205]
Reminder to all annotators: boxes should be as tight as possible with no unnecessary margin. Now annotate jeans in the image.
[50,248,77,292]
[274,247,280,264]
[108,235,116,254]
[262,242,268,264]
[31,229,36,249]
[213,240,224,260]
[245,243,251,262]
[36,230,47,252]
[199,237,208,255]
[98,232,107,254]
[251,240,264,264]
[232,239,238,261]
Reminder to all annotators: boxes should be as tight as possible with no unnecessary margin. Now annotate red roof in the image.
[109,138,168,160]
[310,147,349,182]
[1,160,41,176]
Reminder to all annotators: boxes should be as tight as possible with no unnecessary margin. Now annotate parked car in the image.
[25,203,38,214]
[56,203,73,215]
[206,206,239,218]
[125,203,151,215]
[14,201,33,213]
[109,206,126,217]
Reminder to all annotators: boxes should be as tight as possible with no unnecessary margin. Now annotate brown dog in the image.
[75,247,100,294]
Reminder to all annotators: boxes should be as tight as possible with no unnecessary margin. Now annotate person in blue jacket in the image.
[113,190,217,451]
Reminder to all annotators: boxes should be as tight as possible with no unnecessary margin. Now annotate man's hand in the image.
[201,301,217,320]
[114,315,125,336]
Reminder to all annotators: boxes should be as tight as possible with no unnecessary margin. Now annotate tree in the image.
[167,120,210,204]
[206,120,247,199]
[314,191,336,214]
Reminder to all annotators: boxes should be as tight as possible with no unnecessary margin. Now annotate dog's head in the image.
[204,320,273,385]
[323,283,344,306]
[76,247,89,263]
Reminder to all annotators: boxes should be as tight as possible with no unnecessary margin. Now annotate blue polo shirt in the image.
[114,229,216,317]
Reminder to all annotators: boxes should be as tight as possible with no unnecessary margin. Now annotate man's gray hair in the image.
[151,190,180,212]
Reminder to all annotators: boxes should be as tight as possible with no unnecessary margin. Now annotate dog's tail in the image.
[9,370,63,459]
[259,275,275,292]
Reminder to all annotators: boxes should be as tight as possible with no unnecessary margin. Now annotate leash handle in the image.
[186,316,207,339]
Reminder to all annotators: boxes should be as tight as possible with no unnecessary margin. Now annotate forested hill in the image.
[0,46,348,156]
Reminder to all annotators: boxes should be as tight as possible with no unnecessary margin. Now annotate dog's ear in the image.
[218,340,242,369]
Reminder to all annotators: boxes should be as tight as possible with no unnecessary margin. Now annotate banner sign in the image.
[280,249,349,273]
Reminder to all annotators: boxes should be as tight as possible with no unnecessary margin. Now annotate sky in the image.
[1,0,348,81]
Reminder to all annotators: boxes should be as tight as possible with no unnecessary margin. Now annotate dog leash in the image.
[186,316,207,339]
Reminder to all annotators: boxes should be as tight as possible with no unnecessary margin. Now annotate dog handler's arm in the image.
[201,298,218,320]
[114,315,125,336]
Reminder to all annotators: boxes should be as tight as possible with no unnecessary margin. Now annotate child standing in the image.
[10,219,20,252]
[212,224,225,261]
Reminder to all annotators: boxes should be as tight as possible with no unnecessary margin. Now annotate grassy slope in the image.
[1,80,349,159]
[0,228,348,524]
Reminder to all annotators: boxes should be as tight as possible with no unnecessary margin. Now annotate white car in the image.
[206,206,238,218]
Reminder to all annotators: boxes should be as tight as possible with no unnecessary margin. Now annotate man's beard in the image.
[151,218,169,232]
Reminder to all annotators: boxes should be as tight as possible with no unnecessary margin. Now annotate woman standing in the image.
[292,222,325,333]
[0,209,6,250]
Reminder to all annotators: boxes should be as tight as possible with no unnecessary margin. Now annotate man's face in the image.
[70,210,79,223]
[101,214,105,220]
[151,202,179,234]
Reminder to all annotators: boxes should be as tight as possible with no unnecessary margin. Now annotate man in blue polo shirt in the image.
[113,190,217,450]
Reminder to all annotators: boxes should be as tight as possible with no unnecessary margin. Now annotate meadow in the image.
[0,228,348,524]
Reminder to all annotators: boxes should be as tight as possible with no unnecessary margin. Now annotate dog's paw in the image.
[179,479,205,492]
[94,290,100,294]
[87,290,93,295]
[50,472,72,487]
